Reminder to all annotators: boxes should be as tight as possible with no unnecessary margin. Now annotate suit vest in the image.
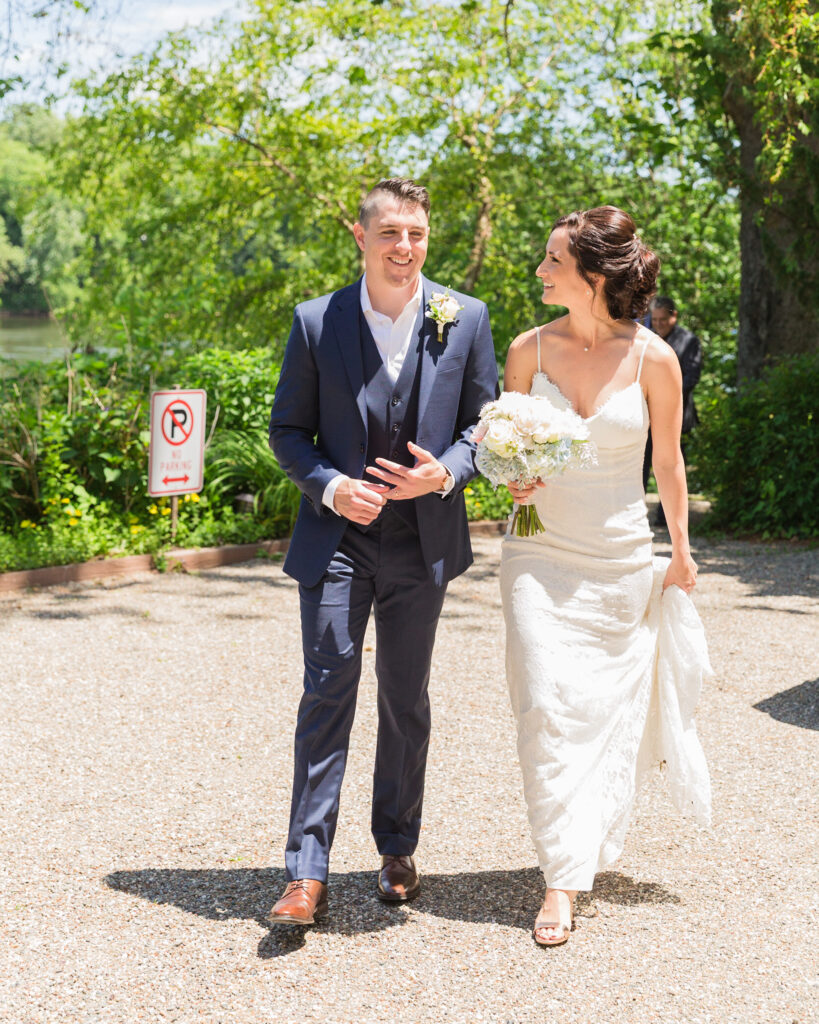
[359,309,422,531]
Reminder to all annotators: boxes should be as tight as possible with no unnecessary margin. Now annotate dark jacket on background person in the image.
[664,325,702,433]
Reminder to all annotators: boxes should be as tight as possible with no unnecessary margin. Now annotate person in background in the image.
[643,296,702,527]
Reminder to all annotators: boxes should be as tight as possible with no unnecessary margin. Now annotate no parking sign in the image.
[148,389,207,496]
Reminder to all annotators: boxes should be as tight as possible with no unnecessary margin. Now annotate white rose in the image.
[478,399,501,422]
[531,425,561,444]
[511,405,543,445]
[483,418,520,457]
[497,391,528,415]
[438,295,461,320]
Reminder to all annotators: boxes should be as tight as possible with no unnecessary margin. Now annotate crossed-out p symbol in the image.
[161,400,194,446]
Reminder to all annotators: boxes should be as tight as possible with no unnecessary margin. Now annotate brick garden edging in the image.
[0,539,290,594]
[0,520,508,594]
[0,503,716,596]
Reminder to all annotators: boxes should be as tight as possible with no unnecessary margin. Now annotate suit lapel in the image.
[416,276,445,427]
[331,275,447,433]
[329,279,368,431]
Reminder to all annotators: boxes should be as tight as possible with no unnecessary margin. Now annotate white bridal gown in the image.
[501,331,712,892]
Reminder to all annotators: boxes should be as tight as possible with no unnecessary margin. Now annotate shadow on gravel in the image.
[591,872,681,906]
[693,544,818,600]
[463,561,503,584]
[196,569,293,588]
[104,864,680,958]
[753,678,818,731]
[28,604,149,620]
[104,866,411,959]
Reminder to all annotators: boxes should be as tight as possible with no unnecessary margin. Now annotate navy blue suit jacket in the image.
[269,276,498,588]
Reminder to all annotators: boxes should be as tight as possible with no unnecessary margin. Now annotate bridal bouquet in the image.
[472,391,597,536]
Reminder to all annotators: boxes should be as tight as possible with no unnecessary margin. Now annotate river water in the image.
[0,317,67,365]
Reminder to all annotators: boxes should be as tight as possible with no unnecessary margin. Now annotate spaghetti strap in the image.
[536,325,542,374]
[635,334,652,383]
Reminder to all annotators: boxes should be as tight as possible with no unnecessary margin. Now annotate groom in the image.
[267,178,497,925]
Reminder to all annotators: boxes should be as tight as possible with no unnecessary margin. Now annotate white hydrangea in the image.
[473,390,596,491]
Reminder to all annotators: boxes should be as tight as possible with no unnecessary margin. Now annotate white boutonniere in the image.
[426,289,464,342]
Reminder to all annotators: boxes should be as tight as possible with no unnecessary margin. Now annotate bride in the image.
[500,206,711,946]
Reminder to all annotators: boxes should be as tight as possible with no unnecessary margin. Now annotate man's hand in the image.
[333,478,390,525]
[367,441,449,500]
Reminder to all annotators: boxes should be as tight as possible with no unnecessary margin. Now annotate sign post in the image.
[149,390,207,539]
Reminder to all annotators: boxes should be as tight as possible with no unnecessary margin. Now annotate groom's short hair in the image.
[358,178,431,227]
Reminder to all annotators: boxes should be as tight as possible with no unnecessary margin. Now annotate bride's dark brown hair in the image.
[552,206,660,321]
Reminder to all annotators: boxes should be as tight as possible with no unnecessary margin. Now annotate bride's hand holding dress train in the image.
[500,206,712,947]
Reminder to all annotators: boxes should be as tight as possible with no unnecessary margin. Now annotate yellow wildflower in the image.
[161,506,171,516]
[20,519,35,528]
[464,487,474,495]
[130,524,144,534]
[68,517,79,526]
[190,493,200,503]
[61,498,70,504]
[149,505,158,515]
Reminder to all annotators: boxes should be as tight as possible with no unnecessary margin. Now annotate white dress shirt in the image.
[361,272,423,383]
[322,275,454,513]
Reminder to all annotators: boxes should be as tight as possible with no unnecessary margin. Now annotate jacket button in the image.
[391,396,400,406]
[359,443,365,453]
[392,424,400,434]
[391,449,398,458]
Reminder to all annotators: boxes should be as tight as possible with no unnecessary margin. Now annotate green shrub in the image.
[465,474,513,521]
[175,348,279,434]
[205,429,300,535]
[0,491,275,572]
[2,342,522,571]
[690,354,819,538]
[0,347,288,568]
[0,355,150,525]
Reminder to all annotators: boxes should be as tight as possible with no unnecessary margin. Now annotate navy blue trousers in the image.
[285,506,447,883]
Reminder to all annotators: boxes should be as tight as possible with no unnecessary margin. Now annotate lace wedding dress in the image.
[500,330,712,891]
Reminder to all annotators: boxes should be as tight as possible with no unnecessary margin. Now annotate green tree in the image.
[667,0,819,380]
[0,126,46,311]
[0,1,117,101]
[0,107,84,314]
[56,0,740,363]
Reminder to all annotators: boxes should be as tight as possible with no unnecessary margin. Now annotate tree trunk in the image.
[726,94,819,382]
[462,174,493,293]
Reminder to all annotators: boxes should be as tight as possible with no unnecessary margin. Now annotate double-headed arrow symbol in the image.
[162,474,190,485]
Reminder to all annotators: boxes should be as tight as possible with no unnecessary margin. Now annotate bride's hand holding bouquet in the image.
[472,391,596,536]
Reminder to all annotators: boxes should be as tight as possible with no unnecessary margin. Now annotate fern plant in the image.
[205,430,300,536]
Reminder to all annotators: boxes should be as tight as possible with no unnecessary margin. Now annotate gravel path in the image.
[1,534,816,1024]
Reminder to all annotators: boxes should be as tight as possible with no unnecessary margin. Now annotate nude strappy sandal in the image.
[533,889,575,947]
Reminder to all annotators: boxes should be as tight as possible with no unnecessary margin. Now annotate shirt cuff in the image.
[436,466,455,498]
[322,474,348,515]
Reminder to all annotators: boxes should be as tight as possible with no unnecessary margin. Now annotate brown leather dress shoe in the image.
[377,855,420,902]
[266,879,328,926]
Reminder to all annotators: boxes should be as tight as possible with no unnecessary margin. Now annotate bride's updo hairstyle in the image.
[552,206,660,321]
